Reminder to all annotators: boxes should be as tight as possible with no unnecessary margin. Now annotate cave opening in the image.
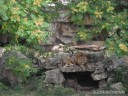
[63,71,99,91]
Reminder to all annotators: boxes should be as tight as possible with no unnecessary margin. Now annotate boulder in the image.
[91,72,107,80]
[60,24,76,37]
[59,36,73,44]
[0,69,18,86]
[117,56,128,67]
[107,77,115,85]
[63,79,78,90]
[52,44,65,52]
[99,79,108,89]
[45,50,101,71]
[106,55,128,70]
[56,10,71,22]
[44,69,65,84]
[110,82,124,91]
[46,57,61,69]
[103,57,113,69]
[0,48,5,64]
[36,57,46,69]
[0,48,5,59]
[54,22,76,45]
[86,51,104,63]
[56,52,71,58]
[0,50,31,86]
[0,50,30,69]
[94,63,105,74]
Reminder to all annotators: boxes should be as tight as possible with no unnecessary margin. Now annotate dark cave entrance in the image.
[63,71,99,91]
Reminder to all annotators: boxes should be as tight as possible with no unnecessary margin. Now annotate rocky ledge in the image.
[60,63,97,72]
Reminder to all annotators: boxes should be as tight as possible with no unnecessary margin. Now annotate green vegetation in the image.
[114,66,128,93]
[0,0,128,56]
[2,50,37,82]
[0,73,74,96]
[67,0,128,56]
[0,0,52,45]
[0,0,128,95]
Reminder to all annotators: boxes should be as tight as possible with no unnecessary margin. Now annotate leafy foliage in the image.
[6,56,35,79]
[3,49,37,82]
[0,0,128,56]
[0,0,52,45]
[62,0,128,57]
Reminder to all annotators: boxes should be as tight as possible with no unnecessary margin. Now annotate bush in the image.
[1,49,37,83]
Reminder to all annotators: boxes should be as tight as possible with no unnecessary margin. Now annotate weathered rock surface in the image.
[1,44,128,91]
[91,72,107,80]
[0,50,30,69]
[36,57,46,69]
[0,69,18,86]
[110,82,124,91]
[0,47,4,64]
[104,56,118,70]
[94,63,105,74]
[115,56,128,68]
[52,22,77,45]
[105,56,128,70]
[44,69,65,84]
[99,79,108,89]
[60,63,96,72]
[63,79,78,90]
[107,77,115,84]
[56,10,71,22]
[0,47,4,59]
[59,37,73,44]
[0,50,31,86]
[72,43,105,51]
[46,57,61,69]
[56,52,71,58]
[86,51,104,63]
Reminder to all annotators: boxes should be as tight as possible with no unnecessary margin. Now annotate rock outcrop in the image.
[44,69,65,84]
[0,50,31,86]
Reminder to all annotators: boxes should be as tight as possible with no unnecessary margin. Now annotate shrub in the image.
[2,50,37,83]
